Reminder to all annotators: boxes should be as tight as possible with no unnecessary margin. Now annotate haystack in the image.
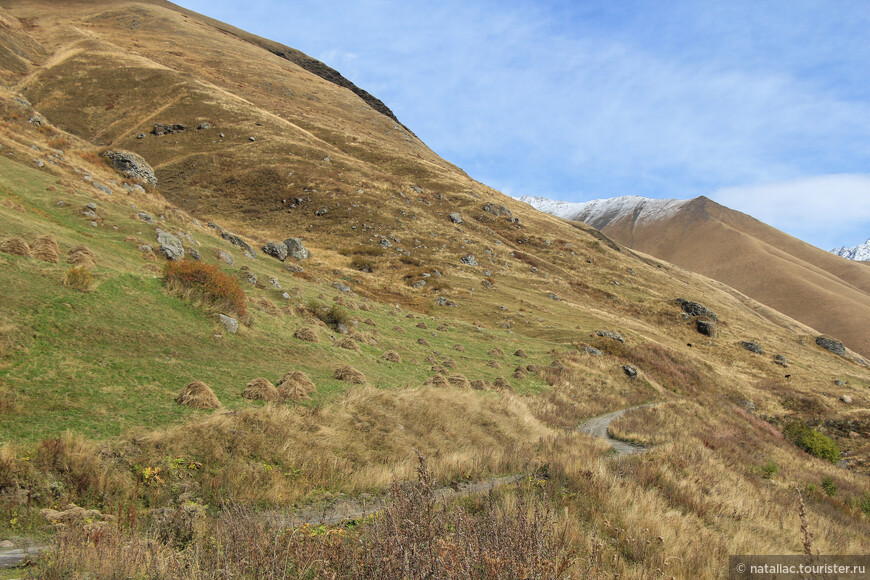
[334,365,366,384]
[470,379,491,391]
[514,349,528,358]
[0,238,31,258]
[293,327,319,343]
[488,347,504,357]
[256,297,280,316]
[437,324,449,332]
[242,377,279,401]
[513,368,527,380]
[453,344,465,352]
[363,318,376,326]
[424,355,437,364]
[392,325,406,334]
[424,375,449,388]
[493,377,513,391]
[67,245,96,268]
[447,373,471,389]
[442,358,457,369]
[349,331,368,343]
[31,235,59,263]
[416,322,427,329]
[381,350,401,363]
[487,360,501,369]
[337,337,360,351]
[276,371,316,399]
[417,338,430,346]
[0,199,13,209]
[526,364,540,373]
[175,381,221,409]
[430,365,447,374]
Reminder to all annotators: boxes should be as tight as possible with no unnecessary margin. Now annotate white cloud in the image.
[711,174,870,249]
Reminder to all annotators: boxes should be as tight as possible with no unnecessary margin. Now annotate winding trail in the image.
[0,404,656,569]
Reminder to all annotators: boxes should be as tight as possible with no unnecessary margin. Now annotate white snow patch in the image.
[831,238,870,262]
[519,195,689,227]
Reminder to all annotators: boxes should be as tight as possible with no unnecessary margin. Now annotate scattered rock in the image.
[596,329,624,343]
[583,346,602,356]
[411,280,426,289]
[840,395,853,404]
[622,365,638,378]
[156,229,185,260]
[482,202,512,217]
[284,237,309,260]
[103,150,157,186]
[737,399,756,412]
[436,297,457,307]
[460,254,478,266]
[221,232,256,257]
[187,248,201,260]
[379,237,393,248]
[218,314,239,334]
[547,293,560,301]
[136,212,155,223]
[197,122,212,130]
[673,298,718,321]
[773,354,788,367]
[816,336,846,356]
[449,212,462,224]
[216,250,234,265]
[152,123,186,136]
[263,241,288,261]
[93,183,112,195]
[741,341,764,355]
[696,319,718,337]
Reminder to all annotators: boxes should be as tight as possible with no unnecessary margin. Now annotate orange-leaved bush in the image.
[163,260,247,318]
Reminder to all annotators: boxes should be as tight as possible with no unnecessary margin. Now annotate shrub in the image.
[821,476,837,497]
[307,299,348,329]
[163,260,247,318]
[63,267,93,292]
[784,422,840,464]
[757,460,778,479]
[350,255,376,272]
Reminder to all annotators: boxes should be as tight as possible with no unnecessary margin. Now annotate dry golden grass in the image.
[175,380,221,409]
[62,266,93,292]
[241,377,279,402]
[0,237,31,257]
[30,234,59,262]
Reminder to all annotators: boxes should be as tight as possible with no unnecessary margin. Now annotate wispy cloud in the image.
[177,0,870,248]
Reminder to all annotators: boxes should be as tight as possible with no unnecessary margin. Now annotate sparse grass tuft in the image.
[62,266,93,292]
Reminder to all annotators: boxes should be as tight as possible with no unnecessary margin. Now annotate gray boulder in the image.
[137,212,155,224]
[773,354,788,367]
[596,329,624,343]
[218,314,238,334]
[622,365,638,378]
[436,297,457,307]
[696,319,718,338]
[482,202,512,217]
[217,250,234,265]
[741,341,764,355]
[103,150,157,186]
[584,346,602,356]
[334,282,351,293]
[461,254,478,266]
[673,299,718,321]
[283,238,309,260]
[816,336,846,356]
[152,123,186,136]
[221,231,256,257]
[263,241,288,261]
[449,212,462,224]
[156,230,184,260]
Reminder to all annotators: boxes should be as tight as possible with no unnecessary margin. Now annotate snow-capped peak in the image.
[519,194,689,229]
[831,238,870,262]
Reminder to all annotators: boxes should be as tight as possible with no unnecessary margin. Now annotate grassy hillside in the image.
[0,1,868,577]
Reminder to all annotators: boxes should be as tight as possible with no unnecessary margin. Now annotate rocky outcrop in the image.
[673,299,718,321]
[741,341,764,355]
[284,238,309,260]
[263,241,288,261]
[816,336,846,356]
[696,319,718,337]
[221,231,256,258]
[152,123,186,136]
[103,150,157,186]
[156,229,184,260]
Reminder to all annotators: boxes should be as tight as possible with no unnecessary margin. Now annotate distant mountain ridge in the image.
[832,239,870,262]
[522,194,870,357]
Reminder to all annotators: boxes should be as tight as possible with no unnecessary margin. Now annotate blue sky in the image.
[176,0,870,251]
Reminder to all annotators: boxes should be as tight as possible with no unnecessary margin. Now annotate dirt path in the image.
[0,405,656,569]
[577,403,658,456]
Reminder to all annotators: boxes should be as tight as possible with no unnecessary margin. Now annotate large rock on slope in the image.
[103,150,157,186]
[284,238,309,260]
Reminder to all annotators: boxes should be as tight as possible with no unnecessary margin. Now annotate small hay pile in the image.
[488,347,504,357]
[514,349,528,358]
[417,338,430,346]
[381,350,401,363]
[526,364,540,373]
[276,371,316,400]
[359,303,370,311]
[334,365,366,384]
[447,373,471,389]
[0,238,31,258]
[424,355,437,364]
[337,337,360,351]
[332,295,345,305]
[242,377,279,402]
[256,297,280,316]
[437,324,449,332]
[424,375,449,388]
[392,325,405,334]
[349,331,368,343]
[363,318,376,326]
[513,368,528,380]
[442,358,457,369]
[67,245,96,268]
[453,344,465,352]
[430,365,447,374]
[487,360,501,369]
[416,322,427,329]
[31,235,59,263]
[293,327,319,343]
[175,381,221,409]
[470,379,491,391]
[493,377,513,391]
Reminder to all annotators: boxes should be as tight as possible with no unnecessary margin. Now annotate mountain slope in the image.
[523,194,870,358]
[1,2,870,576]
[832,238,870,262]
